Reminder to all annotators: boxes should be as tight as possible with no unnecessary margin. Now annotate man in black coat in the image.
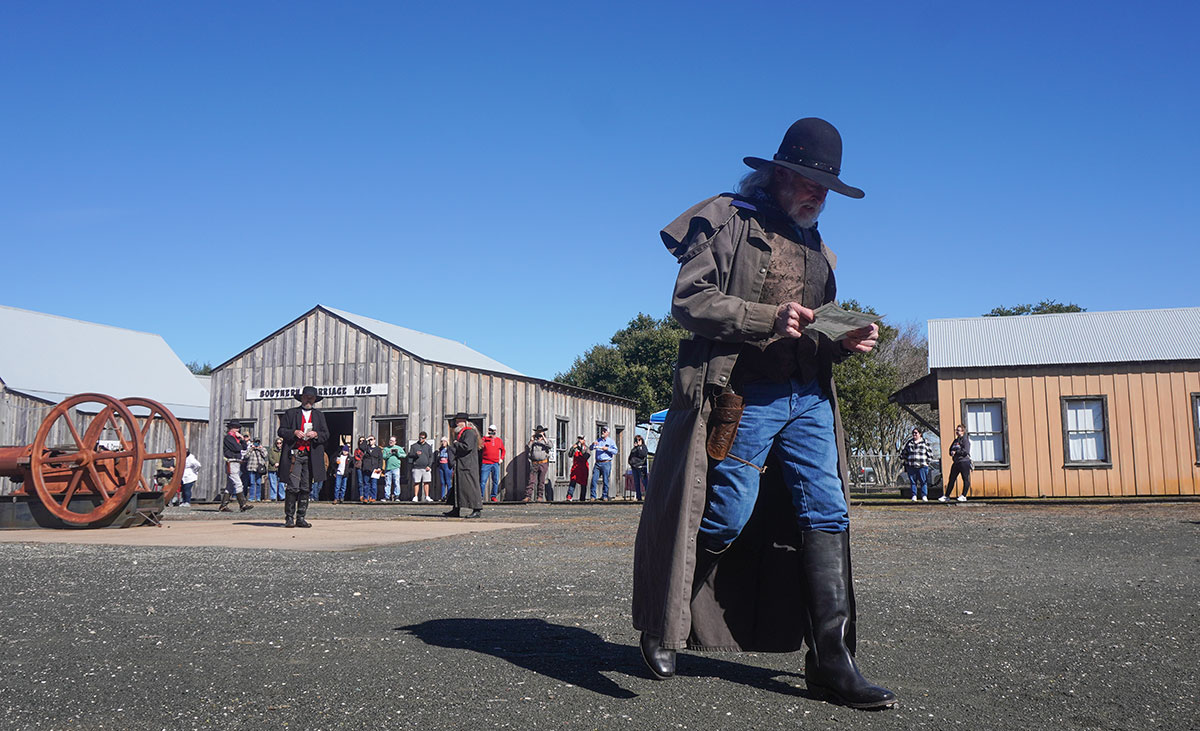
[277,386,330,528]
[444,411,482,519]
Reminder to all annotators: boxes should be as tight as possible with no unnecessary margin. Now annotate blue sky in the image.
[2,1,1197,380]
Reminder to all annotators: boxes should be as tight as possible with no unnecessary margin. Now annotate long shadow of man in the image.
[398,617,805,700]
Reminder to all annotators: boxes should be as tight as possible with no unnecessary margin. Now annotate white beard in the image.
[785,199,825,229]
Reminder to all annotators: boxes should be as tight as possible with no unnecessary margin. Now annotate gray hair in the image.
[735,166,775,197]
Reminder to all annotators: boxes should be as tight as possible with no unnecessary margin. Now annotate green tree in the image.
[556,313,688,422]
[832,301,899,455]
[832,300,930,459]
[984,299,1085,317]
[185,360,213,375]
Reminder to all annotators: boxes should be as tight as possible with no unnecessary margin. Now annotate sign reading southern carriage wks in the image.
[246,384,389,401]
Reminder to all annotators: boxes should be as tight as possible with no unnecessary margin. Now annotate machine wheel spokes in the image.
[122,397,187,504]
[28,394,144,526]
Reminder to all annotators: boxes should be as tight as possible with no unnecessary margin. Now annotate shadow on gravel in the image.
[398,618,806,700]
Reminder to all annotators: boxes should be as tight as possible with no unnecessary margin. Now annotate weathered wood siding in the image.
[936,362,1200,497]
[205,309,636,501]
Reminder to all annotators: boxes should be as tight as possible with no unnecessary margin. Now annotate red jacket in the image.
[480,436,505,464]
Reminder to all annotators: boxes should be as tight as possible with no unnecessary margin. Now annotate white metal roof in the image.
[0,305,211,420]
[324,306,525,376]
[928,307,1200,369]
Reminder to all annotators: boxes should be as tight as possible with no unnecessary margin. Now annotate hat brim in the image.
[743,156,865,199]
[295,392,323,403]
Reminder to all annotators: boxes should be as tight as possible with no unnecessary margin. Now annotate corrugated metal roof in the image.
[0,305,211,421]
[928,307,1200,369]
[324,306,525,376]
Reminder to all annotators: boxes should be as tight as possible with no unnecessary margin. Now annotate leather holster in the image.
[706,391,744,461]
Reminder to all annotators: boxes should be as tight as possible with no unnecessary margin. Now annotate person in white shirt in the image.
[179,450,200,507]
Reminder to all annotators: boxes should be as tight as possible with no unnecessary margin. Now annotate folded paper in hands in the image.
[805,302,879,342]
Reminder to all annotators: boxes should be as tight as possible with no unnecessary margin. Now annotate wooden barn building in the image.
[0,305,210,495]
[203,305,636,502]
[892,307,1200,498]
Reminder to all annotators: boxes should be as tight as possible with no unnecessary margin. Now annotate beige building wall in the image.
[935,362,1200,498]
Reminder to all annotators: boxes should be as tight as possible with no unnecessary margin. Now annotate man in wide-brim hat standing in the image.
[445,411,482,518]
[631,118,895,709]
[277,386,330,528]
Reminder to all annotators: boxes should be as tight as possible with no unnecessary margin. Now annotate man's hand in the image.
[294,429,306,439]
[774,302,815,338]
[841,323,879,353]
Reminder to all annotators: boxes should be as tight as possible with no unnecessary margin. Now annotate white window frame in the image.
[961,398,1008,468]
[1060,395,1112,469]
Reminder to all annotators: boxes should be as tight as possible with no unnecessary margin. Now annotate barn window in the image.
[1191,393,1200,464]
[555,418,569,479]
[1061,396,1111,468]
[961,399,1008,467]
[375,418,408,454]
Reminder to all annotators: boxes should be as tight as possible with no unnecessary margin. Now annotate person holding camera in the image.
[524,425,552,502]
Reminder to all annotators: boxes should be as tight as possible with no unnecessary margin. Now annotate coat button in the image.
[759,267,767,274]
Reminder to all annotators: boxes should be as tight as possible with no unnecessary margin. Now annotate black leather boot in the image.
[801,530,896,709]
[296,495,311,528]
[218,491,232,512]
[639,632,676,680]
[284,491,297,528]
[236,492,254,512]
[691,541,726,599]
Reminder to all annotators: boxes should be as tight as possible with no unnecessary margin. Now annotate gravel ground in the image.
[0,501,1196,730]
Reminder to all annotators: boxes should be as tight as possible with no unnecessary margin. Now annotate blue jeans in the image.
[384,468,402,499]
[334,473,348,501]
[699,377,849,548]
[267,472,282,500]
[438,463,452,499]
[590,460,613,499]
[246,473,263,501]
[906,466,929,499]
[363,476,378,501]
[630,465,648,500]
[180,480,194,505]
[310,479,324,501]
[481,462,502,499]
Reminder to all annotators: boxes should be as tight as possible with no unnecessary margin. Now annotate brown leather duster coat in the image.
[631,194,857,653]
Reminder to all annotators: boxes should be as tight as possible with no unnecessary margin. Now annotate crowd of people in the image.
[176,406,656,511]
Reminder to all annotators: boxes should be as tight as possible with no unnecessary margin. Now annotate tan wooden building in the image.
[204,305,636,502]
[892,308,1200,498]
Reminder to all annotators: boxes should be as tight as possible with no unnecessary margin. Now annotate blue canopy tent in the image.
[637,408,670,455]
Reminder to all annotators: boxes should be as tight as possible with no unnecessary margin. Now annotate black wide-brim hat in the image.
[452,411,471,421]
[295,385,323,403]
[744,117,865,199]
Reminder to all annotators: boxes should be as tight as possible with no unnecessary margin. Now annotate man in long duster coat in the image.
[446,412,482,518]
[277,386,329,528]
[631,118,896,709]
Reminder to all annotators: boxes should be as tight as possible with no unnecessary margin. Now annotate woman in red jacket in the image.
[565,435,591,501]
